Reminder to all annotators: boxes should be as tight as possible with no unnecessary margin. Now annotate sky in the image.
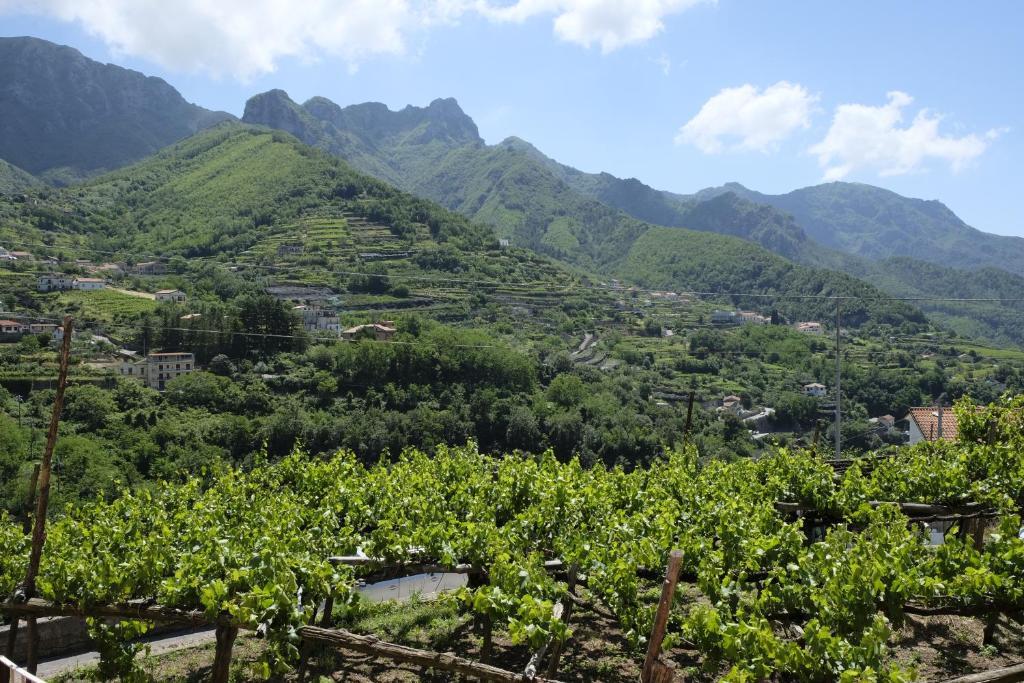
[1,1,1022,236]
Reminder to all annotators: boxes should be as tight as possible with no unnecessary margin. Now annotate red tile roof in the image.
[906,406,983,441]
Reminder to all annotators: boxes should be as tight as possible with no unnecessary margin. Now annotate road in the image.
[34,572,467,678]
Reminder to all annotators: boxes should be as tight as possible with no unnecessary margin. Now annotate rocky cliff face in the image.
[0,36,233,183]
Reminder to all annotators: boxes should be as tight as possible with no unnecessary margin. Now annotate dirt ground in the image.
[52,595,1024,682]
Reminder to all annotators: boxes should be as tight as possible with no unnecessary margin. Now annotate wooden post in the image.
[211,623,238,683]
[480,612,493,663]
[22,464,40,534]
[21,316,73,675]
[937,662,1024,683]
[983,612,999,647]
[319,596,334,627]
[641,550,683,683]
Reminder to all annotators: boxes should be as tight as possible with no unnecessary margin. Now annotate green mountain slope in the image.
[694,181,1024,278]
[617,227,925,327]
[10,122,491,257]
[0,158,40,194]
[0,37,233,184]
[240,92,927,329]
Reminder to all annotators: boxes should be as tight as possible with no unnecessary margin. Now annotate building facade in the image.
[293,305,341,334]
[120,351,196,390]
[155,289,187,303]
[803,383,827,397]
[72,278,106,290]
[37,274,74,292]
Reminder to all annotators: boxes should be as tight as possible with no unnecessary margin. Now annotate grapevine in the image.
[0,396,1021,680]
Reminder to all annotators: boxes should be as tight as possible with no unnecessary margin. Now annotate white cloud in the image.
[809,91,1002,180]
[675,81,817,153]
[477,0,711,53]
[0,0,420,79]
[0,0,712,79]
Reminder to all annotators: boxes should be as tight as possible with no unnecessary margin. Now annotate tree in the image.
[546,373,586,408]
[63,385,118,431]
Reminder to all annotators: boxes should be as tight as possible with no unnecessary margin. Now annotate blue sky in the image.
[2,1,1021,236]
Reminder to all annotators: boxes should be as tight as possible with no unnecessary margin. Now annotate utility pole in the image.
[834,298,841,460]
[936,392,946,440]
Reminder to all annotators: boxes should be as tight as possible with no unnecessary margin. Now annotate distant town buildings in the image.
[803,382,827,397]
[737,311,770,325]
[342,321,397,342]
[293,305,341,334]
[37,274,74,292]
[36,275,107,291]
[796,321,823,335]
[72,277,106,290]
[0,319,25,335]
[120,351,195,390]
[155,289,187,303]
[712,310,770,326]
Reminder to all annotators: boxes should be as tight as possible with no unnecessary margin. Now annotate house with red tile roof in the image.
[906,406,983,444]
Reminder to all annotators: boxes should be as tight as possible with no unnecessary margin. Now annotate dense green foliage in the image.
[0,159,39,195]
[618,226,926,327]
[2,398,1023,680]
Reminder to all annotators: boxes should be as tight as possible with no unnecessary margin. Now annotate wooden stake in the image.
[211,624,238,683]
[19,316,73,675]
[22,464,40,534]
[937,662,1024,683]
[641,550,683,683]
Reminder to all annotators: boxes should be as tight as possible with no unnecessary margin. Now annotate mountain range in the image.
[1,35,1022,344]
[0,36,232,185]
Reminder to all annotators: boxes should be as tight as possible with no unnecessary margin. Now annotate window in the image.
[176,364,180,370]
[185,363,191,370]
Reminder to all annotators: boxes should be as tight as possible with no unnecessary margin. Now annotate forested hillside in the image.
[241,92,928,328]
[0,158,39,194]
[0,36,233,184]
[696,181,1024,277]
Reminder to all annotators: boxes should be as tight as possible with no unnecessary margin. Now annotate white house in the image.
[738,311,770,325]
[803,383,827,398]
[905,406,983,445]
[37,274,74,292]
[293,305,341,334]
[120,351,196,390]
[155,289,187,303]
[0,319,26,336]
[796,322,824,335]
[342,321,396,342]
[72,277,106,291]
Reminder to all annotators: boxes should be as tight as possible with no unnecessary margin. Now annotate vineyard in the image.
[2,396,1024,681]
